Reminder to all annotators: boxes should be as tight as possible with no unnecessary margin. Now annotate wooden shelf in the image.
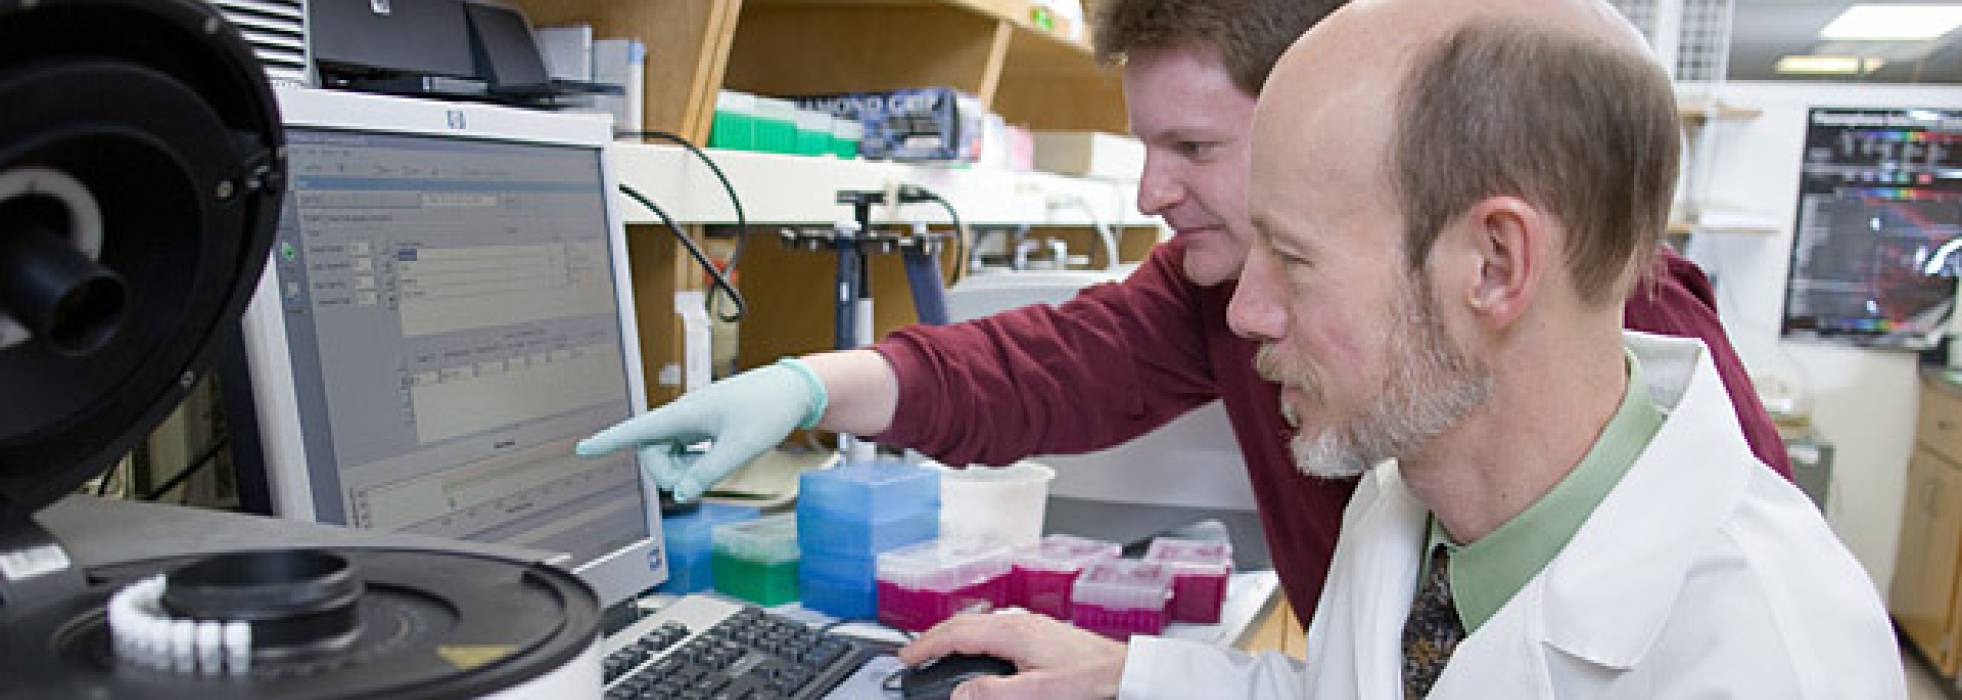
[511,0,739,142]
[996,9,1125,133]
[748,0,1089,50]
[1679,101,1764,123]
[725,3,1012,103]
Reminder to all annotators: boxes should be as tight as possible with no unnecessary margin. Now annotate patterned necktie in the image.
[1401,543,1465,699]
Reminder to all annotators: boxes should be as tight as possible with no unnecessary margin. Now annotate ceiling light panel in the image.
[1819,4,1962,41]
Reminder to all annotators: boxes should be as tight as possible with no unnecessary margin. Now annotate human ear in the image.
[1456,196,1545,326]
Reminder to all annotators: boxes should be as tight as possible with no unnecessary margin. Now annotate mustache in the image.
[1255,344,1316,429]
[1253,343,1287,383]
[1254,344,1312,387]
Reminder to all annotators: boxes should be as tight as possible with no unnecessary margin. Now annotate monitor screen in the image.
[239,86,661,607]
[1782,107,1962,348]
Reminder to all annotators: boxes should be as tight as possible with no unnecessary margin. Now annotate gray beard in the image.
[1258,280,1494,480]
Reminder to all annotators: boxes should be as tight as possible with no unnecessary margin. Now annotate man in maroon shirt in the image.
[580,0,1787,629]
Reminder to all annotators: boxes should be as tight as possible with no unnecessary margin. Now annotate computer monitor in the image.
[1782,107,1962,348]
[236,85,663,608]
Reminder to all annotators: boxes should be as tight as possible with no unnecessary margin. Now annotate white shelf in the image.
[1667,221,1780,237]
[609,143,1156,228]
[1667,208,1783,238]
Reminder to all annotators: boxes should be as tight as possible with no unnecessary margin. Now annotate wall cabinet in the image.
[1892,373,1962,676]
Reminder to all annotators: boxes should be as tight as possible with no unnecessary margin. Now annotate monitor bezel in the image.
[239,85,662,608]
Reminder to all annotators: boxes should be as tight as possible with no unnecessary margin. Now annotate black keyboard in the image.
[601,594,872,700]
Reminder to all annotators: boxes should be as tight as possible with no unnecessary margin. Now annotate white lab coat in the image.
[1119,332,1905,699]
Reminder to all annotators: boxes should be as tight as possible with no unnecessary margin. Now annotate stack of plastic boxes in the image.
[1008,534,1119,620]
[658,503,760,594]
[876,538,1010,632]
[1070,559,1175,640]
[796,460,939,619]
[711,513,800,606]
[1143,538,1234,623]
[711,90,856,159]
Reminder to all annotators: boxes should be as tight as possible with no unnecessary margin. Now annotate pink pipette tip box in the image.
[1009,534,1120,619]
[1143,537,1232,623]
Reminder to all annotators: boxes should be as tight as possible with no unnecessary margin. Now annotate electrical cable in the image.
[618,130,750,319]
[141,434,230,503]
[932,196,968,285]
[93,454,127,497]
[618,182,748,322]
[1049,193,1121,272]
[93,462,114,496]
[895,185,968,285]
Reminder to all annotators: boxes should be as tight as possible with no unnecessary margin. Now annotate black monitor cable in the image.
[893,185,968,286]
[617,182,748,322]
[618,130,749,319]
[140,434,231,503]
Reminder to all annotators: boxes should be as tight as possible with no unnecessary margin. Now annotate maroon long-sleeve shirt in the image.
[873,239,1790,619]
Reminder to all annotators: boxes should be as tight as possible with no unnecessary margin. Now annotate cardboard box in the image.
[1033,131,1145,180]
[792,88,985,162]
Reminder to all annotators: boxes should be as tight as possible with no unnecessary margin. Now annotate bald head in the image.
[1270,0,1653,98]
[1255,0,1679,306]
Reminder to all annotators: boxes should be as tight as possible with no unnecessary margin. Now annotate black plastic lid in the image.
[0,0,285,523]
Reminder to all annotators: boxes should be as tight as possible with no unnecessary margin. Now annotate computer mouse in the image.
[899,653,1018,700]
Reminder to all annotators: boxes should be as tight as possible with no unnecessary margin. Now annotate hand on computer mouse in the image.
[898,612,1128,699]
[898,653,1017,700]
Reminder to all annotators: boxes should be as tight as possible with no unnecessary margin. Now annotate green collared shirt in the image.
[1420,350,1665,634]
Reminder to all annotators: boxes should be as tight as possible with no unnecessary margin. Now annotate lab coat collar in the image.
[1533,331,1753,669]
[1344,467,1431,690]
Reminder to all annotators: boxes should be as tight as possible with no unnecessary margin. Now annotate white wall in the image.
[943,270,1259,510]
[1681,81,1962,592]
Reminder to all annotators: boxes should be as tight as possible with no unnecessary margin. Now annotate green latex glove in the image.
[576,359,827,501]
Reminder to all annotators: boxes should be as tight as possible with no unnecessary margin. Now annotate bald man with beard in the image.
[896,0,1905,698]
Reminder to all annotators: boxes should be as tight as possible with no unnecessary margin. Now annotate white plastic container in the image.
[938,462,1055,547]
